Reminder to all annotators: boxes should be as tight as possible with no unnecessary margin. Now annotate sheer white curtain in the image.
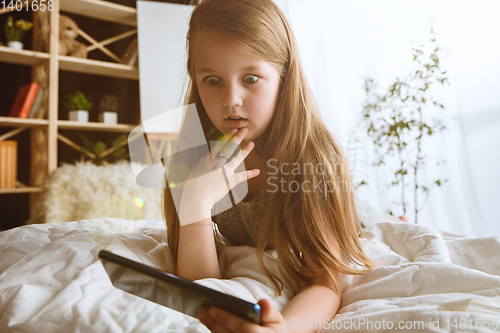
[274,0,500,236]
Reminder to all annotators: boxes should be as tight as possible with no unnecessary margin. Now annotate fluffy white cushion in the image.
[31,161,163,223]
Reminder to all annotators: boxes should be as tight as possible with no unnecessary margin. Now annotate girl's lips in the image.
[225,118,247,128]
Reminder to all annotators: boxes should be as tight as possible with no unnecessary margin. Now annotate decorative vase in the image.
[98,111,118,125]
[7,41,23,50]
[69,110,89,123]
[0,140,18,189]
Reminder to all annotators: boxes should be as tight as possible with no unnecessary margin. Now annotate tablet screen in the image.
[99,250,261,324]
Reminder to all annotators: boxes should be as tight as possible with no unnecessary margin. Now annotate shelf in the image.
[0,47,138,79]
[59,56,139,80]
[0,0,141,222]
[61,0,137,27]
[0,117,49,128]
[0,118,136,133]
[58,120,136,132]
[0,187,43,194]
[0,46,49,66]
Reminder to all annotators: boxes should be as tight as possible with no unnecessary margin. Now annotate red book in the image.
[9,83,41,118]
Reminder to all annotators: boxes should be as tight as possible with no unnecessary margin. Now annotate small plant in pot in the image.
[98,93,118,124]
[78,133,129,165]
[4,15,33,50]
[65,90,93,123]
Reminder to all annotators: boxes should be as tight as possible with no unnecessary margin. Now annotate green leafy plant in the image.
[78,133,129,165]
[99,93,119,112]
[4,16,33,42]
[65,90,93,111]
[360,28,449,223]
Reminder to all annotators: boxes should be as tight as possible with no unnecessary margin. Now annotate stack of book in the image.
[0,140,17,189]
[8,82,46,119]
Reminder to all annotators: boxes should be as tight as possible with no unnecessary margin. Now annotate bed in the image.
[1,217,499,332]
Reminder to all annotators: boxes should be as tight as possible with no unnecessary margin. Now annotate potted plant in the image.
[78,133,129,165]
[65,90,93,123]
[98,93,118,124]
[4,16,33,50]
[359,28,449,224]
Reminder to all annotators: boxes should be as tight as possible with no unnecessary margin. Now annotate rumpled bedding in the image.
[0,218,499,332]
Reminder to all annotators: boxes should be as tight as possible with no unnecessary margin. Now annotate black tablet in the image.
[99,250,261,324]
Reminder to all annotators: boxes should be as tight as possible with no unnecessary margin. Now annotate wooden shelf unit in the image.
[0,117,49,128]
[58,120,136,132]
[59,55,139,79]
[60,0,137,26]
[0,187,44,194]
[0,46,49,66]
[0,0,140,225]
[0,48,138,80]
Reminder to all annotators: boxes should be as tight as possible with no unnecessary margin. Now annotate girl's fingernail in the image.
[230,128,238,135]
[249,142,254,148]
[255,169,260,175]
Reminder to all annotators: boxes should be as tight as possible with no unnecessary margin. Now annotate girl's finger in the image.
[213,127,247,156]
[230,126,249,142]
[225,141,254,171]
[200,314,231,333]
[210,128,247,169]
[205,307,256,333]
[228,169,260,190]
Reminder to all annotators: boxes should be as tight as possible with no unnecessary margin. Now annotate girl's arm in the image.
[177,217,222,280]
[199,221,343,333]
[200,272,341,333]
[279,233,342,333]
[280,266,342,333]
[175,127,257,281]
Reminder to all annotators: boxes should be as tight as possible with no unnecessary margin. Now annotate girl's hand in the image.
[198,299,290,333]
[178,127,260,226]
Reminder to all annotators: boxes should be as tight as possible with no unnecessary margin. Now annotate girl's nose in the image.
[222,83,243,107]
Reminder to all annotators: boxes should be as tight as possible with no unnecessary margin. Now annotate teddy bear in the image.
[59,15,88,58]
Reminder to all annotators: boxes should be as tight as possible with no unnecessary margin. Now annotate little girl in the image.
[163,0,375,332]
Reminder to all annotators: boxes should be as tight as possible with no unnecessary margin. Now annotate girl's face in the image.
[194,34,281,146]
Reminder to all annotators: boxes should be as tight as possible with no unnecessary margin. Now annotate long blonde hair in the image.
[164,0,375,295]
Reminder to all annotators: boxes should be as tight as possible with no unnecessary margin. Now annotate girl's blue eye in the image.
[203,75,259,85]
[244,74,259,84]
[205,76,219,85]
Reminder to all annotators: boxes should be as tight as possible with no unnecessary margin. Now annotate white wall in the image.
[137,1,194,134]
[275,0,500,236]
[137,0,500,236]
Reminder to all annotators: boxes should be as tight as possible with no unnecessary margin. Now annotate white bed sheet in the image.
[0,218,499,332]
